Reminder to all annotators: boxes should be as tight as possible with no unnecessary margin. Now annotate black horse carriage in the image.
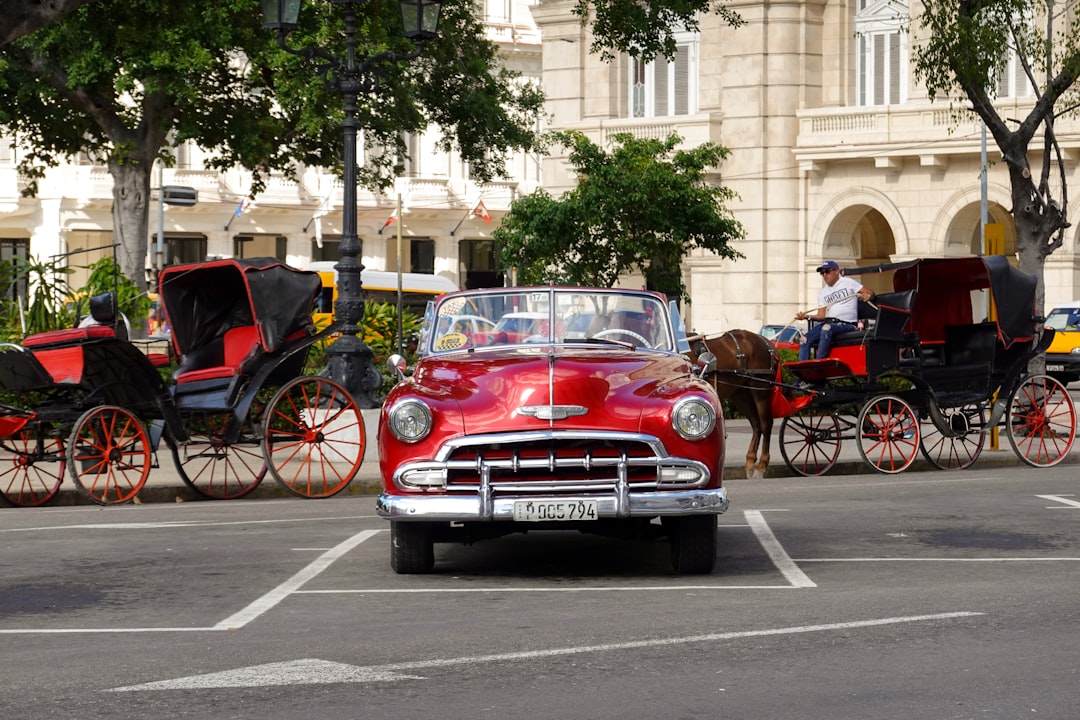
[0,258,365,506]
[777,255,1076,475]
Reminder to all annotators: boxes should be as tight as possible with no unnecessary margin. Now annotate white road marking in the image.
[213,529,382,630]
[744,509,816,588]
[1037,494,1080,509]
[111,659,423,690]
[109,611,982,691]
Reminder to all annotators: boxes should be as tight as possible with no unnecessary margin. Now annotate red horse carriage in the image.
[692,256,1075,477]
[0,258,365,506]
[776,255,1075,474]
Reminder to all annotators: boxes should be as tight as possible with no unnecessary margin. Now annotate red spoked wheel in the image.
[857,395,920,474]
[262,376,365,498]
[168,412,266,500]
[0,427,65,507]
[1006,374,1076,468]
[67,405,151,505]
[779,410,842,476]
[919,403,987,470]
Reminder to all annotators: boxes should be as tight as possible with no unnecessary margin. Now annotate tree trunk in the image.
[108,157,151,292]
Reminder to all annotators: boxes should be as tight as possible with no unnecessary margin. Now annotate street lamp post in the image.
[260,0,442,408]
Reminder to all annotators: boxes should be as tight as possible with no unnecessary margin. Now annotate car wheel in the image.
[665,515,718,574]
[390,521,435,574]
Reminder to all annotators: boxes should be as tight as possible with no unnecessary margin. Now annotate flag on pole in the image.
[472,200,492,223]
[234,197,252,217]
[382,208,398,228]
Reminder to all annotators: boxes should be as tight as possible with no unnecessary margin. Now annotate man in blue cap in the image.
[795,260,873,361]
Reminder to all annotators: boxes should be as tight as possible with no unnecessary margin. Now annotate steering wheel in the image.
[592,328,652,348]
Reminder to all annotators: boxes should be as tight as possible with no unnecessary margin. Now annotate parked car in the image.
[377,286,728,574]
[1044,301,1080,384]
[760,323,803,352]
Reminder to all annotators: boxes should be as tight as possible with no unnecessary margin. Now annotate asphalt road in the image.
[2,464,1079,720]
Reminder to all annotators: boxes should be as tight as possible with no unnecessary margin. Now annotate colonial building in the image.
[3,1,1080,334]
[532,0,1080,334]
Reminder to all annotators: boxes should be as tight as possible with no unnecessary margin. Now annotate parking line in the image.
[744,509,817,588]
[213,529,382,630]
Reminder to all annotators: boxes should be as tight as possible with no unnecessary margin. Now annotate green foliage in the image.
[2,254,76,339]
[78,257,154,332]
[575,0,744,62]
[494,131,746,303]
[361,302,421,398]
[0,0,544,287]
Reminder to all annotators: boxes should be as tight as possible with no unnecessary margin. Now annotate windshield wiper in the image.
[564,336,636,349]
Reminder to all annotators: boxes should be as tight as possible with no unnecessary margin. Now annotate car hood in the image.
[412,346,696,433]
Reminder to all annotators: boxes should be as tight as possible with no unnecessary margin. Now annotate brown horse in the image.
[688,330,780,479]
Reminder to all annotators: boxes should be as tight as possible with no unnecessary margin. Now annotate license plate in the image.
[1047,364,1065,371]
[513,499,598,522]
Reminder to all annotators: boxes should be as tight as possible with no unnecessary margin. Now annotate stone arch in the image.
[810,188,907,265]
[931,183,1015,256]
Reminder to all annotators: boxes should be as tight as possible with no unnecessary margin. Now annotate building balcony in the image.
[795,98,1080,171]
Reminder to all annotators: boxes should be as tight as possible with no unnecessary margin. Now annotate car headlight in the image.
[387,399,433,443]
[1070,347,1080,355]
[672,397,716,441]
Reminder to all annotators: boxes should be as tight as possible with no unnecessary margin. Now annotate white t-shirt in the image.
[818,275,862,323]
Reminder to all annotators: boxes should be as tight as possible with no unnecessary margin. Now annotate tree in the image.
[575,0,744,62]
[0,0,96,45]
[0,0,544,288]
[494,131,745,302]
[911,0,1078,315]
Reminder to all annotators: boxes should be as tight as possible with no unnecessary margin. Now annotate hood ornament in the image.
[518,405,588,421]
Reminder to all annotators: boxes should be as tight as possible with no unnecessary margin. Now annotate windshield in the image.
[426,288,676,354]
[1046,307,1080,332]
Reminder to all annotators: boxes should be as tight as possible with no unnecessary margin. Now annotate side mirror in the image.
[695,350,717,377]
[387,353,409,380]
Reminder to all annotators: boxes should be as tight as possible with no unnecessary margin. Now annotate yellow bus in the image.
[309,262,459,330]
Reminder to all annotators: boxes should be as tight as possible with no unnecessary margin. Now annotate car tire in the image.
[665,515,718,574]
[390,521,435,574]
[1049,373,1078,386]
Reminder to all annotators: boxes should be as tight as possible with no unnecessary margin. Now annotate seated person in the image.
[796,260,874,361]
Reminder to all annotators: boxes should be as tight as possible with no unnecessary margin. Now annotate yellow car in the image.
[1044,301,1080,385]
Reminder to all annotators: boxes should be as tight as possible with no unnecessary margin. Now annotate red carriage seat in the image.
[22,326,118,385]
[173,325,261,384]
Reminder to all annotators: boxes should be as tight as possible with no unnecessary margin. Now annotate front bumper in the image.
[1044,353,1080,375]
[376,487,729,521]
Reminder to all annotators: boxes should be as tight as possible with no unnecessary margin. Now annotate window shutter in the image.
[654,57,669,116]
[674,45,690,115]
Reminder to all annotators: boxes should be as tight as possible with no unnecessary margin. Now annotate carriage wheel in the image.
[167,412,266,500]
[0,427,65,507]
[779,410,842,476]
[1006,374,1076,468]
[919,403,987,470]
[67,406,150,505]
[856,395,920,474]
[262,376,365,498]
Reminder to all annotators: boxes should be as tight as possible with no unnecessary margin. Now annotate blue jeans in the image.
[799,321,856,361]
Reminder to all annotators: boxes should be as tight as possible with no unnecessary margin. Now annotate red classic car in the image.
[376,286,728,574]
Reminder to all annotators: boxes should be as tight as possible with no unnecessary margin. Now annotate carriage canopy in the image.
[848,256,1037,348]
[158,258,321,357]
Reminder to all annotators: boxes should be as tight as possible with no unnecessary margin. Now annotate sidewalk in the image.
[26,414,1054,507]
